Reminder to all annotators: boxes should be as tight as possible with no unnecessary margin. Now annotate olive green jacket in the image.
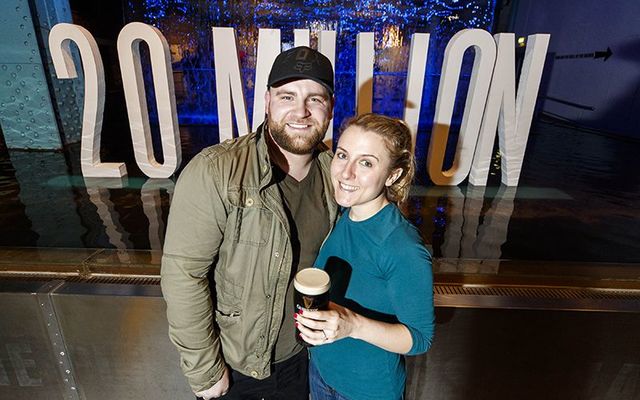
[161,125,337,392]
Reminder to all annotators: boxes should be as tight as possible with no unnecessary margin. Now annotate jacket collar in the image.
[255,123,273,186]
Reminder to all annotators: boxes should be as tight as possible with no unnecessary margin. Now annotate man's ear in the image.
[328,96,335,120]
[385,168,403,187]
[264,90,271,115]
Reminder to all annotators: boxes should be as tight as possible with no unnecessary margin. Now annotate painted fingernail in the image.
[295,322,299,327]
[294,313,298,319]
[299,309,304,315]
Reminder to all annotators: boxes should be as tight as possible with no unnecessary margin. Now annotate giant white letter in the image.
[356,32,375,116]
[403,33,430,149]
[212,27,251,140]
[250,29,280,132]
[318,30,337,142]
[427,29,496,186]
[469,33,516,186]
[49,23,127,178]
[117,22,181,178]
[470,34,550,186]
[294,29,310,47]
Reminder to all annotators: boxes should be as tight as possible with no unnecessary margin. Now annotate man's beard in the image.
[267,117,328,155]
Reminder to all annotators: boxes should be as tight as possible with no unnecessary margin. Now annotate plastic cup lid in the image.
[294,268,330,295]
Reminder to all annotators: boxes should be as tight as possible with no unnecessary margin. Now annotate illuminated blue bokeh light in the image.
[126,0,496,176]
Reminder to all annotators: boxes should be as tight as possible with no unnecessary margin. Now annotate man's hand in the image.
[195,367,230,399]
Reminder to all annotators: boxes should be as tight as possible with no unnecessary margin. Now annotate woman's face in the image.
[331,126,401,220]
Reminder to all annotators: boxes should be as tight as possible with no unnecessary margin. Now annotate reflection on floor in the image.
[2,117,640,264]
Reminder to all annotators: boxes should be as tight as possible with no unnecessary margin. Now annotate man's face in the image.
[265,79,333,155]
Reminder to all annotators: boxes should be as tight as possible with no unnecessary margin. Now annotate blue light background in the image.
[125,0,496,176]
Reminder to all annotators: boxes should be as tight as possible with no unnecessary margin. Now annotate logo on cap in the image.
[294,61,313,73]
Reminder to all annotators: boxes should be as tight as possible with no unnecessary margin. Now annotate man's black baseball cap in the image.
[267,46,334,95]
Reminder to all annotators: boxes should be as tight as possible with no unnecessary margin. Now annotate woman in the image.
[295,113,435,400]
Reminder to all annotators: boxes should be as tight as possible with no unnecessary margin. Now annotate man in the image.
[161,46,338,400]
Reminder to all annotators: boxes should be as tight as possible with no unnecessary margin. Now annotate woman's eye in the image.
[336,152,347,159]
[360,160,373,168]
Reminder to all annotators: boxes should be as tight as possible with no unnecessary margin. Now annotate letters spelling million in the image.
[49,23,550,186]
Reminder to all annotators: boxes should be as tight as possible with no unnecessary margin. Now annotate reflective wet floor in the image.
[2,115,640,265]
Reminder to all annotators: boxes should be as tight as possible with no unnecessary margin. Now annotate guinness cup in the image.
[293,268,331,346]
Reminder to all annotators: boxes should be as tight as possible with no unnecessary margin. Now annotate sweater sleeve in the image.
[381,225,435,356]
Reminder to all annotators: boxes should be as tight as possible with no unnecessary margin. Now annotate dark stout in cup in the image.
[293,268,331,346]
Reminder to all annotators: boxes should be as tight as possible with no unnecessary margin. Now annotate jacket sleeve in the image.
[161,153,228,392]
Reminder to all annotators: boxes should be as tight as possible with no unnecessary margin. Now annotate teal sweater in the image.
[310,204,434,400]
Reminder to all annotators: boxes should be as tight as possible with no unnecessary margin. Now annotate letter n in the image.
[469,33,550,186]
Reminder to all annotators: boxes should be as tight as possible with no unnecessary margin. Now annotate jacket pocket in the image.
[228,192,272,247]
[215,308,241,329]
[214,272,244,308]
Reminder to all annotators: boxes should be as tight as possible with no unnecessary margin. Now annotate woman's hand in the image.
[295,301,414,353]
[295,302,362,345]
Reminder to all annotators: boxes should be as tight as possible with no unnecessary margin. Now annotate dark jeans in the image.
[308,360,350,400]
[196,349,309,400]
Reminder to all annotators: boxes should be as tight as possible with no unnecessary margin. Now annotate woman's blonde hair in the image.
[340,113,415,204]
